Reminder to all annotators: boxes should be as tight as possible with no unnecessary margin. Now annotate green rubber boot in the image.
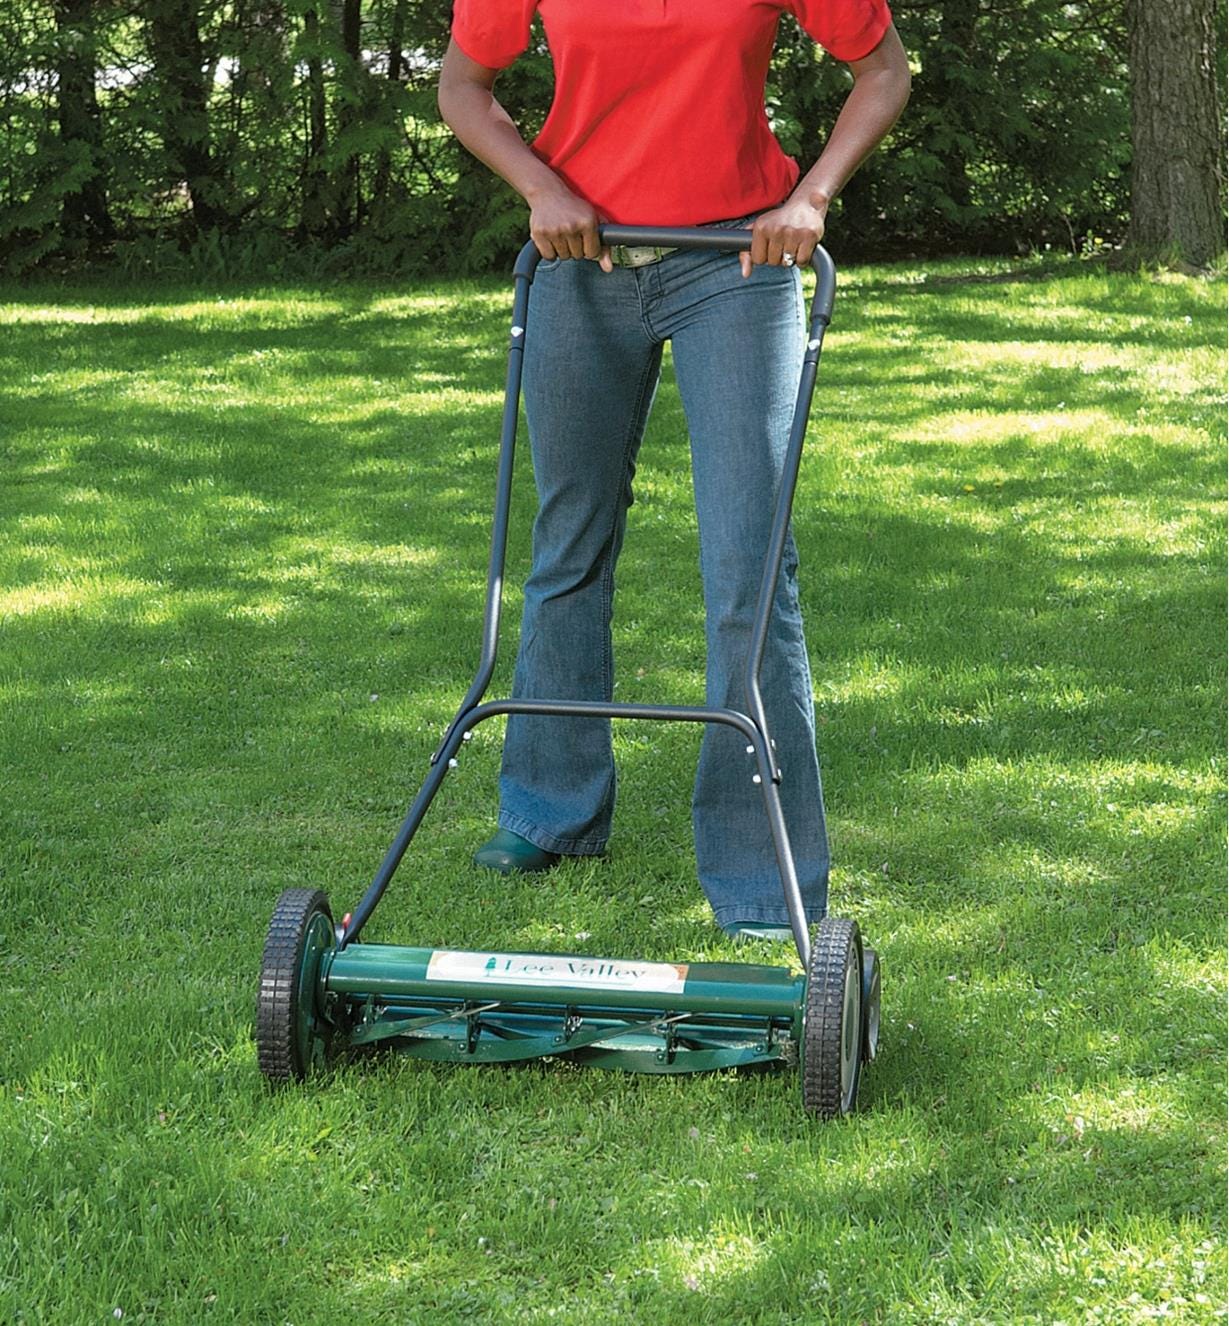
[724,923,795,943]
[473,828,561,874]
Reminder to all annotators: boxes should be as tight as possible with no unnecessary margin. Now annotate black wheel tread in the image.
[256,888,332,1083]
[802,916,861,1119]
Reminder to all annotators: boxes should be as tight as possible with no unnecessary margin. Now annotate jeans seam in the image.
[600,348,659,700]
[635,265,661,343]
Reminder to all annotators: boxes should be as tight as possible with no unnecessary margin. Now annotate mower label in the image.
[425,950,688,994]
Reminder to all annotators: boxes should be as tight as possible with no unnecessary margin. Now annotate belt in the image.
[606,244,678,268]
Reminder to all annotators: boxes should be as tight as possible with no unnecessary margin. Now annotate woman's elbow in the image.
[438,40,495,129]
[860,25,912,112]
[437,68,463,128]
[437,81,457,130]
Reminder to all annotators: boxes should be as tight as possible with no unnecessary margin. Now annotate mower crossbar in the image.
[325,945,803,1019]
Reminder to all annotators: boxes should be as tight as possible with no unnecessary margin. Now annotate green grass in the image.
[0,254,1224,1324]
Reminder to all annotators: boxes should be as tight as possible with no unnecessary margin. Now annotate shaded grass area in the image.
[0,255,1224,1323]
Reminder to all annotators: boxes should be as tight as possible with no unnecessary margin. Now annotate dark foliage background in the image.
[0,0,1218,276]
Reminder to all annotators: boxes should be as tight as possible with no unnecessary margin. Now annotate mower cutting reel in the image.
[256,227,881,1118]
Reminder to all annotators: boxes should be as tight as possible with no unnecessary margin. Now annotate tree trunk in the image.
[1127,0,1225,266]
[336,0,362,235]
[301,4,331,237]
[146,0,230,234]
[371,0,406,212]
[54,0,113,252]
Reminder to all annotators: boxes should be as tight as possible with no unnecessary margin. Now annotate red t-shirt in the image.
[451,0,892,225]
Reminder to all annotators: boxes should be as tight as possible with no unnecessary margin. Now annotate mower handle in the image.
[513,226,836,325]
[345,227,837,963]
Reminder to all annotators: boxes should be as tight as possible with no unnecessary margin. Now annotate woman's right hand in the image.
[527,182,613,272]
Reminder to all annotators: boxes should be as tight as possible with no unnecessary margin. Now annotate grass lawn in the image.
[0,254,1224,1324]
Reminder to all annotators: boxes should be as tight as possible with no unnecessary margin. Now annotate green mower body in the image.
[258,889,880,1117]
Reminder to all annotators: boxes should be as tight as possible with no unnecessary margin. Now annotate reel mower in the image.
[256,227,881,1118]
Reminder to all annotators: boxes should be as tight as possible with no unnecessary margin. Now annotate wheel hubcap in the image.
[840,954,862,1110]
[863,958,881,1063]
[295,911,335,1072]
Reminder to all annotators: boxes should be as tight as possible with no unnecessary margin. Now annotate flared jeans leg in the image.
[668,257,830,929]
[498,260,662,855]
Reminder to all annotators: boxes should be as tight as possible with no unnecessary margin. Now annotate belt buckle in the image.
[612,245,664,268]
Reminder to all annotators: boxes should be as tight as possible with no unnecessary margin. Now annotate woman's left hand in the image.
[740,198,827,278]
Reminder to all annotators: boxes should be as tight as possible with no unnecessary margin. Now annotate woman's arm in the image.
[742,24,911,276]
[437,40,612,268]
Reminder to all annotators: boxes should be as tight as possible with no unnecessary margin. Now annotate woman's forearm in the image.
[438,71,565,205]
[792,30,911,210]
[438,40,607,262]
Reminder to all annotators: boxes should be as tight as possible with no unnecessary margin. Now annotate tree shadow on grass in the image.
[3,269,1221,880]
[1,273,1222,1317]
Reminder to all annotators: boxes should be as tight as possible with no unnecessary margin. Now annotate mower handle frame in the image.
[341,227,837,968]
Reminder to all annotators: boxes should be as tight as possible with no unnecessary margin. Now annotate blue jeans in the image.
[498,244,829,930]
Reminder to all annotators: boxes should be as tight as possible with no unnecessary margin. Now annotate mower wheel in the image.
[801,916,863,1119]
[257,888,336,1083]
[861,947,881,1064]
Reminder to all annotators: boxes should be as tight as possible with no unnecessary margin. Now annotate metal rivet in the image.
[512,326,524,337]
[462,731,473,741]
[746,745,754,754]
[808,337,821,349]
[752,774,762,784]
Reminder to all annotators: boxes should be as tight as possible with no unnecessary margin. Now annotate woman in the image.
[438,0,910,940]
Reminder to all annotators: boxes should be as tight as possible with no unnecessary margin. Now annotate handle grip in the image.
[600,224,758,252]
[514,226,834,326]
